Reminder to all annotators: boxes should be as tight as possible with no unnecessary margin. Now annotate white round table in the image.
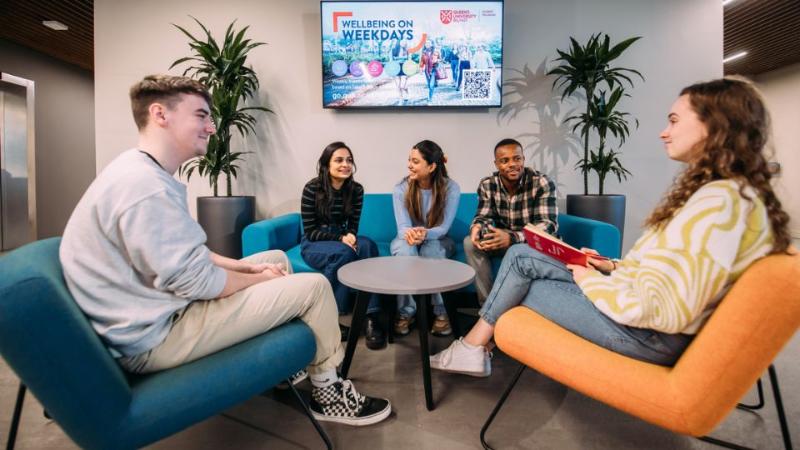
[338,256,475,411]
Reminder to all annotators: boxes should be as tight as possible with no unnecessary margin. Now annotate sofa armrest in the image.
[558,213,621,259]
[242,213,302,257]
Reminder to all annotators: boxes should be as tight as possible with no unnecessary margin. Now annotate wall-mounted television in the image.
[321,1,504,109]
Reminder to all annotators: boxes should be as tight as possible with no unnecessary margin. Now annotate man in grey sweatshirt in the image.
[59,74,390,427]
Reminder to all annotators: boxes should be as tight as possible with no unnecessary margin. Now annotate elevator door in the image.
[1,73,36,251]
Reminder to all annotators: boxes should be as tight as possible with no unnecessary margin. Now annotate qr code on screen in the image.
[462,69,493,100]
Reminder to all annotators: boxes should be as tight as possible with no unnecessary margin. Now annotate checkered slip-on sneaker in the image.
[275,370,308,390]
[310,380,391,426]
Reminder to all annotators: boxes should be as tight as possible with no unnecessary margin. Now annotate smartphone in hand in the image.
[479,222,494,242]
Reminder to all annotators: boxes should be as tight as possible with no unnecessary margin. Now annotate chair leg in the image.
[698,364,793,450]
[767,365,793,450]
[697,436,753,450]
[287,382,333,450]
[480,363,526,450]
[737,379,765,411]
[6,383,26,450]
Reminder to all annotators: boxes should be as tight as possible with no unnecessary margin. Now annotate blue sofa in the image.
[0,238,325,450]
[243,193,621,280]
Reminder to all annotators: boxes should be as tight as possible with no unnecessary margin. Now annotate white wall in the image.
[95,0,722,252]
[755,63,800,237]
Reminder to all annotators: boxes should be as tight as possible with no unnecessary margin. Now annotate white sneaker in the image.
[430,338,491,377]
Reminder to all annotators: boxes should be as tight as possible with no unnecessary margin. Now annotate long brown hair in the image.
[315,142,357,222]
[645,78,791,254]
[405,140,449,228]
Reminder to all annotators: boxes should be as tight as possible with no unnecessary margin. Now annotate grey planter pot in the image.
[566,194,626,248]
[197,196,255,259]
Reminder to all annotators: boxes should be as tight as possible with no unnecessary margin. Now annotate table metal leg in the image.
[341,290,370,379]
[416,294,435,410]
[384,294,395,344]
[442,292,462,339]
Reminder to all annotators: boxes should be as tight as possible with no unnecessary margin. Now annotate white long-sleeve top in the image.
[60,149,226,357]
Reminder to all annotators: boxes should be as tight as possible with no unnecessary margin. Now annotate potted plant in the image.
[547,33,642,242]
[171,17,271,257]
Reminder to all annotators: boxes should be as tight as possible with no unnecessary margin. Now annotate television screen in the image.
[321,1,504,108]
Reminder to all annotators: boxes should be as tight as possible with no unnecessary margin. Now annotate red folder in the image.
[522,224,608,267]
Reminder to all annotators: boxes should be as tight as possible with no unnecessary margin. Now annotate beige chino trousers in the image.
[119,250,344,374]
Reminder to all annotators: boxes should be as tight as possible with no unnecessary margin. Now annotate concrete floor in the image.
[1,315,798,450]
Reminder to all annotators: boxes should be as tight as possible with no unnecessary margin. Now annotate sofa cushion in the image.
[359,194,397,243]
[122,321,315,448]
[448,193,479,241]
[286,245,315,273]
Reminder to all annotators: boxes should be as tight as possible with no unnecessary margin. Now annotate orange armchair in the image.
[483,250,800,449]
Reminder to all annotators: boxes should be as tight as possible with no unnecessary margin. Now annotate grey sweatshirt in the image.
[60,149,226,357]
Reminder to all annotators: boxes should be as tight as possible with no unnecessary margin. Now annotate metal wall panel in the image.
[1,74,36,250]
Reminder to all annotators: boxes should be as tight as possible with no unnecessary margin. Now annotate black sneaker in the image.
[365,314,387,350]
[310,380,391,426]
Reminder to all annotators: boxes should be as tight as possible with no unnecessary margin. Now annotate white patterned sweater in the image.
[577,180,774,334]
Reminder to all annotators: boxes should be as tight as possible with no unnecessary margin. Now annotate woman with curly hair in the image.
[430,78,791,377]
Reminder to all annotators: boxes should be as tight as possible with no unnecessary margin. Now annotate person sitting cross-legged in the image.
[59,74,391,426]
[431,78,791,378]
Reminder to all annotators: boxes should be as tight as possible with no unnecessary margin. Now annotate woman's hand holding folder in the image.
[582,247,616,273]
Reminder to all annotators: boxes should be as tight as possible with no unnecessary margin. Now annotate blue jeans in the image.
[390,237,455,317]
[479,244,693,366]
[301,236,381,315]
[425,71,436,101]
[456,60,470,90]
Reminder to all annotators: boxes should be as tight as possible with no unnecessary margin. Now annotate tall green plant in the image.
[170,17,271,196]
[547,33,643,195]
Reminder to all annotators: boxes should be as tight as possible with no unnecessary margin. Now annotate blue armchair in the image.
[0,238,330,449]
